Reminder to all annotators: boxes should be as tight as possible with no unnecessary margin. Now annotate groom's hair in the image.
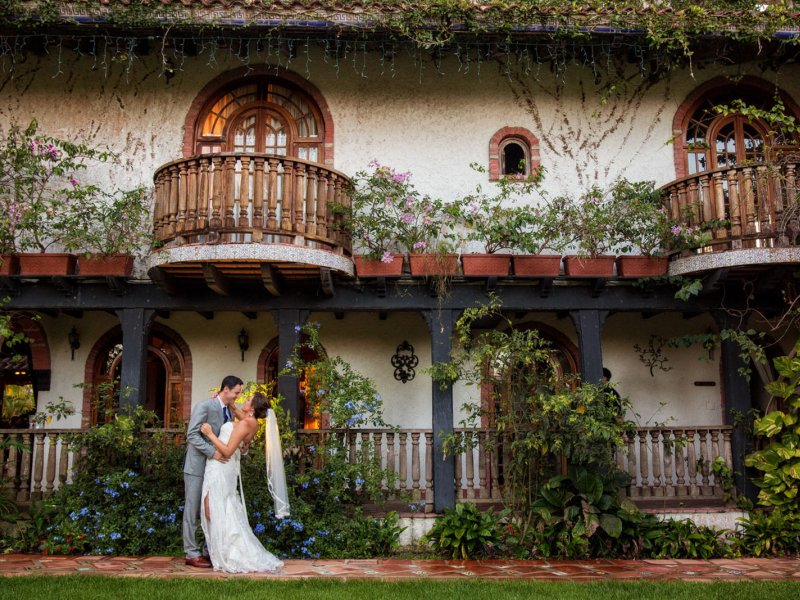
[251,392,270,419]
[220,375,244,391]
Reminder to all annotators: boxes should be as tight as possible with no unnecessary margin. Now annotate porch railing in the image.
[152,153,352,251]
[660,160,800,252]
[1,425,733,508]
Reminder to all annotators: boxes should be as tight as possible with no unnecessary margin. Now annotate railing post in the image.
[423,310,457,512]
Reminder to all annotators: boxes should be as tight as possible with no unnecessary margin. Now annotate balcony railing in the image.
[153,153,352,252]
[2,425,732,508]
[661,160,800,252]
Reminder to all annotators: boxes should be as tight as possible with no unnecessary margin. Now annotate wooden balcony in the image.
[150,154,354,292]
[661,160,800,276]
[2,425,732,510]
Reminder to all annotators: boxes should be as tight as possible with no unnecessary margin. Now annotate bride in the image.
[199,392,289,573]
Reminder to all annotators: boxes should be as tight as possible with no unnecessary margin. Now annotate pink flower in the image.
[405,196,414,208]
[69,178,78,186]
[413,241,427,250]
[469,203,479,215]
[380,251,395,264]
[400,213,415,224]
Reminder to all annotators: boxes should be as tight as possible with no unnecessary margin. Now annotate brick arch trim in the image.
[80,322,193,429]
[182,66,335,166]
[488,126,540,181]
[672,76,800,179]
[10,316,51,373]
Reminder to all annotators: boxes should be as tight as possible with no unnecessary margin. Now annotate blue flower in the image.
[301,481,309,489]
[146,528,155,534]
[312,477,319,485]
[285,360,293,369]
[128,471,136,477]
[120,482,130,489]
[355,477,365,486]
[316,389,326,396]
[294,325,302,332]
[254,523,266,535]
[307,445,316,454]
[110,533,121,540]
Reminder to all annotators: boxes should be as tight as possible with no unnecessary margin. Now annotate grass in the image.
[1,577,798,600]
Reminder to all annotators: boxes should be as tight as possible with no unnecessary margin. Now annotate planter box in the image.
[513,255,562,277]
[616,255,668,277]
[78,254,135,277]
[563,255,615,277]
[17,253,77,276]
[0,254,18,276]
[353,254,404,277]
[461,254,511,277]
[408,253,459,276]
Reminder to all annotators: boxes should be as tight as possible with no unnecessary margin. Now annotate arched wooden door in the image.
[88,327,189,428]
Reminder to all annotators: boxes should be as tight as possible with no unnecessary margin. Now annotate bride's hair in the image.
[250,392,270,419]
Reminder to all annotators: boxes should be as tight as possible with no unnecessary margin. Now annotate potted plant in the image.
[402,193,460,277]
[0,119,115,276]
[612,179,671,277]
[76,186,153,277]
[513,194,574,277]
[561,185,618,277]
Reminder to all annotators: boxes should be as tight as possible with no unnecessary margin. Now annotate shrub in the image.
[423,502,508,559]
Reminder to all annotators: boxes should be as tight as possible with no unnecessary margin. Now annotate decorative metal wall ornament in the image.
[391,341,418,384]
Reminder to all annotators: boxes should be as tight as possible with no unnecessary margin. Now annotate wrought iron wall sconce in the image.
[391,340,418,383]
[68,326,80,360]
[238,328,249,362]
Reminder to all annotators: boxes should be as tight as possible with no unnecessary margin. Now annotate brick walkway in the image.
[0,555,799,581]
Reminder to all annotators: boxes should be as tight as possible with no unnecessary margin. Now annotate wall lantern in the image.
[68,327,80,360]
[238,329,250,362]
[391,341,419,384]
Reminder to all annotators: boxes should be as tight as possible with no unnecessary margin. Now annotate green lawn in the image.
[1,577,799,599]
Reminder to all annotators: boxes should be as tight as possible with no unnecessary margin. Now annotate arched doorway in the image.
[84,324,192,428]
[258,336,324,429]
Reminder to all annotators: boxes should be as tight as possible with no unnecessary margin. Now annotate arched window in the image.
[488,127,540,181]
[674,77,800,178]
[84,325,191,428]
[190,72,329,163]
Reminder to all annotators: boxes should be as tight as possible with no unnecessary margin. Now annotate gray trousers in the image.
[183,472,205,558]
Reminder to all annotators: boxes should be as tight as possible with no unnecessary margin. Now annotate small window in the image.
[501,139,528,176]
[488,127,540,181]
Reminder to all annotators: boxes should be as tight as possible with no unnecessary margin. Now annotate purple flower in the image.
[413,241,427,250]
[69,178,78,186]
[400,213,415,224]
[380,251,395,264]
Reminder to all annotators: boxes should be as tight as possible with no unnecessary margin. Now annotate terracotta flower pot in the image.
[17,253,77,276]
[461,254,511,277]
[77,254,135,277]
[512,255,562,277]
[353,254,404,277]
[615,255,668,277]
[0,254,19,276]
[563,255,615,277]
[408,253,459,276]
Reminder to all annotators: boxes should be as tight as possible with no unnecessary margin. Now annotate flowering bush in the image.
[339,160,459,262]
[455,166,570,254]
[560,185,620,257]
[78,186,154,256]
[611,179,672,257]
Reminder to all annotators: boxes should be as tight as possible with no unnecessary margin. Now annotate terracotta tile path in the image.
[0,555,799,581]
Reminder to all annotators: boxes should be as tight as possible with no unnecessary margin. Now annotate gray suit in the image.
[183,397,226,558]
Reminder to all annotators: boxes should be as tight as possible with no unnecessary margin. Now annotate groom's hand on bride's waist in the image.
[212,451,229,463]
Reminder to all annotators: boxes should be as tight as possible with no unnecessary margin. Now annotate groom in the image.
[183,375,244,568]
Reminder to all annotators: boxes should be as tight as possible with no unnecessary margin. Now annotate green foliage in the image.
[611,179,671,257]
[744,342,800,509]
[736,509,800,557]
[423,502,508,559]
[650,518,734,559]
[77,186,153,257]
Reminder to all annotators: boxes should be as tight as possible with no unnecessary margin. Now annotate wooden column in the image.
[714,311,757,502]
[273,309,308,427]
[423,310,456,512]
[115,308,155,411]
[569,310,608,384]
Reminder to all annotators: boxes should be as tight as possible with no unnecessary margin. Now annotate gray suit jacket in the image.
[183,397,225,476]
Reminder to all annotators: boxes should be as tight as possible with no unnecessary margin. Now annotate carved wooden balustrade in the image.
[661,160,800,251]
[153,153,352,252]
[1,425,732,508]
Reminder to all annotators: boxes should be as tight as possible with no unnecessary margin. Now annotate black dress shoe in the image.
[185,556,212,568]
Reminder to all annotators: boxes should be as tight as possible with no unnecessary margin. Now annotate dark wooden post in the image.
[423,310,456,512]
[115,308,155,411]
[273,309,308,427]
[714,311,758,502]
[569,309,608,384]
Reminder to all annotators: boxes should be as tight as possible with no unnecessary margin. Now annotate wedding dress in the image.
[200,421,284,573]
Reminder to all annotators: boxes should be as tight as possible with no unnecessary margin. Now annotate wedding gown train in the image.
[200,422,284,573]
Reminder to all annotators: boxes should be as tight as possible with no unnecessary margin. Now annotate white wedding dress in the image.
[200,422,284,573]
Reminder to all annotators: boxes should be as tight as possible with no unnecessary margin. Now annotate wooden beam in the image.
[51,276,75,297]
[155,310,171,319]
[242,311,257,320]
[148,267,179,296]
[202,263,232,296]
[62,309,84,319]
[197,311,214,320]
[260,264,282,296]
[320,268,334,298]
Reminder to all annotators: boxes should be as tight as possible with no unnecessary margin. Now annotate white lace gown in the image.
[200,422,284,573]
